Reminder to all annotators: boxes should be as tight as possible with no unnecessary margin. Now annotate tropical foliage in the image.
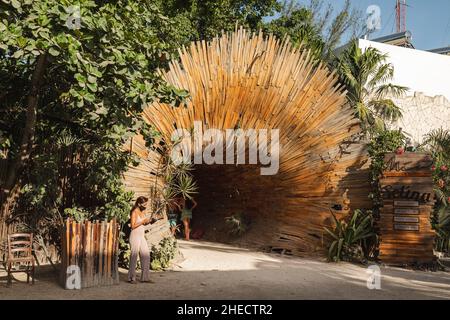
[156,0,281,42]
[225,212,250,236]
[150,237,178,271]
[367,129,407,210]
[157,139,198,215]
[0,0,188,250]
[324,209,377,262]
[337,40,408,135]
[422,129,450,254]
[277,0,364,60]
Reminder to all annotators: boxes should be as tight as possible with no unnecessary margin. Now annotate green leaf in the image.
[87,75,97,83]
[11,0,21,9]
[48,47,60,56]
[74,73,86,84]
[12,49,24,59]
[87,82,97,92]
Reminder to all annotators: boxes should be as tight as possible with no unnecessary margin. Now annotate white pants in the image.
[128,227,150,281]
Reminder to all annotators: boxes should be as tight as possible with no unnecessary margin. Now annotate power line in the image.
[381,10,395,35]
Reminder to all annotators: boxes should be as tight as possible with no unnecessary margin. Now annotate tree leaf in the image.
[11,0,21,9]
[48,47,60,56]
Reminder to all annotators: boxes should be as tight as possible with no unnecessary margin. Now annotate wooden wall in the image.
[123,28,372,256]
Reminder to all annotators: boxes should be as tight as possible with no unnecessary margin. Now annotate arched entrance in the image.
[124,28,371,256]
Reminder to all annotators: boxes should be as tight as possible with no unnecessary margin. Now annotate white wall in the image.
[358,39,450,144]
[358,39,450,101]
[390,93,450,144]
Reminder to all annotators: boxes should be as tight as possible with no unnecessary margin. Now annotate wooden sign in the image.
[378,152,435,265]
[384,153,433,175]
[394,216,419,223]
[394,208,419,215]
[394,224,420,231]
[394,200,419,207]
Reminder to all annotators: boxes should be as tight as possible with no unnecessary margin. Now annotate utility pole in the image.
[396,0,407,33]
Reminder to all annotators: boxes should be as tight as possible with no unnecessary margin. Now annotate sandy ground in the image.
[1,240,449,300]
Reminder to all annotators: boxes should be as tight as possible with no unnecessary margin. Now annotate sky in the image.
[333,0,450,50]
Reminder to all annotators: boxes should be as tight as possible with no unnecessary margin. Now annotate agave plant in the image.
[173,173,198,200]
[324,209,377,262]
[56,130,84,147]
[155,143,198,210]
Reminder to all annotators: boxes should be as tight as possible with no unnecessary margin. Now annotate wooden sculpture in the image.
[123,28,371,256]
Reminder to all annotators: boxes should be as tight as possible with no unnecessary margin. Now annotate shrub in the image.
[324,209,377,263]
[225,212,250,236]
[150,237,178,271]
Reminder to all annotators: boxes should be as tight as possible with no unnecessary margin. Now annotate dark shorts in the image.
[181,209,192,220]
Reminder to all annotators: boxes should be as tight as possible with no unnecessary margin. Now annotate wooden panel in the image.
[378,152,435,265]
[60,219,120,289]
[394,201,419,207]
[394,224,420,231]
[393,216,419,223]
[394,208,419,215]
[384,153,433,172]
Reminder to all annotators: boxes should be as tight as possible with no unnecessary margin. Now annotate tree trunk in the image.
[0,54,47,218]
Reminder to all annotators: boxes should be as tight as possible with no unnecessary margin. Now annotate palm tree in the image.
[337,40,408,135]
[423,128,450,162]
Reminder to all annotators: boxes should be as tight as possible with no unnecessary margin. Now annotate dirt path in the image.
[1,240,449,299]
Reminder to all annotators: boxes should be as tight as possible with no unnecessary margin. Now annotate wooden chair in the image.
[6,233,35,286]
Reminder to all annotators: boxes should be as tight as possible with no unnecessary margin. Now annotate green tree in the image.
[0,0,186,226]
[156,0,281,42]
[336,40,408,135]
[264,7,325,58]
[279,0,364,60]
[156,0,363,62]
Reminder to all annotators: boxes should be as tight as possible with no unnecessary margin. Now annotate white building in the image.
[354,36,450,144]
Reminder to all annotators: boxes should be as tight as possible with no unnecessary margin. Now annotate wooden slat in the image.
[60,219,120,289]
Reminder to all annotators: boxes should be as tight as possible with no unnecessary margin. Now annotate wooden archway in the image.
[123,28,371,256]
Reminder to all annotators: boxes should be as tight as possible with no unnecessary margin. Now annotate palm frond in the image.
[367,63,394,89]
[370,99,403,122]
[423,129,450,154]
[375,83,408,99]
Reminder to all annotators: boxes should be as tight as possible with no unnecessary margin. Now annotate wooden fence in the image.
[60,219,120,289]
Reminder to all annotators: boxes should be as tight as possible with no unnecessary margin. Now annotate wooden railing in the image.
[60,219,120,289]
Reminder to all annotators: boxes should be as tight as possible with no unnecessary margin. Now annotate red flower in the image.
[431,166,436,171]
[441,165,448,171]
[395,147,405,155]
